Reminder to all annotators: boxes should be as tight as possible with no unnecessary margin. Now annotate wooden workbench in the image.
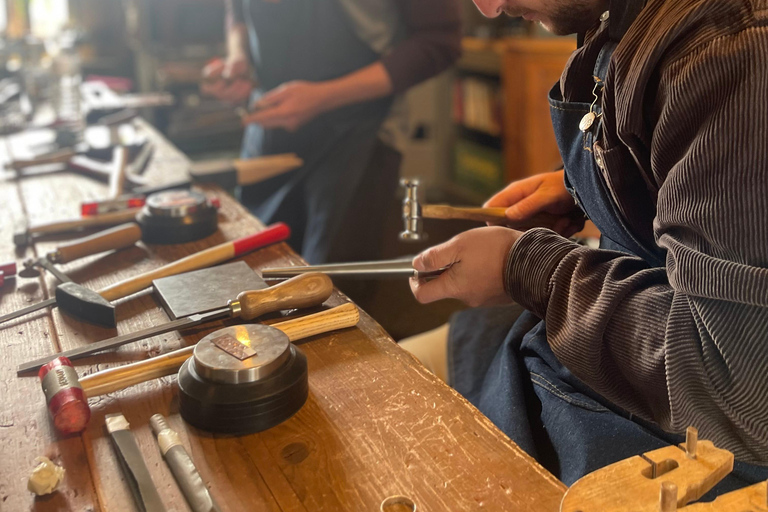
[0,120,566,511]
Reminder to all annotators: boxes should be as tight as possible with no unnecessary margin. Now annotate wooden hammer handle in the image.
[81,345,195,397]
[80,303,359,397]
[422,204,578,230]
[11,149,75,170]
[52,223,142,264]
[274,302,359,342]
[28,208,141,236]
[97,223,291,302]
[422,204,508,222]
[232,154,303,186]
[236,272,333,320]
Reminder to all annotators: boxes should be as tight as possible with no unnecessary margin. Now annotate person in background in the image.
[402,0,768,497]
[202,0,461,264]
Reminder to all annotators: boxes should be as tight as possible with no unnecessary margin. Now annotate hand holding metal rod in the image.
[261,258,453,280]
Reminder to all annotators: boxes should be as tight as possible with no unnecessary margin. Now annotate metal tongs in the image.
[261,258,454,280]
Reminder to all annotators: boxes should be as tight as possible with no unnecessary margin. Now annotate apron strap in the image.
[609,0,647,41]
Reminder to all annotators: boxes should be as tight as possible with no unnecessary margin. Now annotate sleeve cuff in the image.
[504,228,581,317]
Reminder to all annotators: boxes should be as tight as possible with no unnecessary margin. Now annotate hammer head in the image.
[399,178,425,242]
[13,230,31,247]
[39,357,91,435]
[56,282,116,327]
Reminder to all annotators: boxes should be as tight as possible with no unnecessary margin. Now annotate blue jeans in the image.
[448,304,768,494]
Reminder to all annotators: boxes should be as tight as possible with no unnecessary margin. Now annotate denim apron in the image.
[449,7,768,493]
[237,0,396,263]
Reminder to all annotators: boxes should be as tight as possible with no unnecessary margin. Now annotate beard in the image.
[505,0,606,35]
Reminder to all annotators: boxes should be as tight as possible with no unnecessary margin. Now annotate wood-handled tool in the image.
[36,223,142,267]
[99,222,290,301]
[14,207,142,247]
[39,303,359,434]
[188,153,303,189]
[18,272,333,373]
[399,178,584,241]
[2,223,291,328]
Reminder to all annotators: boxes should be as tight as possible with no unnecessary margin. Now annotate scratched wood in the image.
[0,119,566,511]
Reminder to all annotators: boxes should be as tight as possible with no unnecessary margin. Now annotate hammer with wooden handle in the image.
[39,303,359,435]
[14,207,142,247]
[399,178,584,241]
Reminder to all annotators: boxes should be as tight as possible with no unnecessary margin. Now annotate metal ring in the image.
[380,495,416,512]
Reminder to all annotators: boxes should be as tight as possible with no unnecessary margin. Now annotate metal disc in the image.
[579,112,597,132]
[193,324,291,385]
[145,190,207,218]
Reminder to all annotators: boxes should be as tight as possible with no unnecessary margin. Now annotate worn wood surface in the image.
[0,120,566,511]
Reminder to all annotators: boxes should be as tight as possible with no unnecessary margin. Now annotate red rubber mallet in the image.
[39,357,91,435]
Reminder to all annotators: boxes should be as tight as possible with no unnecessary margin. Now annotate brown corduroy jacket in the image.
[506,0,768,464]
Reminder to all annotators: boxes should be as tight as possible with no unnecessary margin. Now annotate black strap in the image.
[609,0,647,40]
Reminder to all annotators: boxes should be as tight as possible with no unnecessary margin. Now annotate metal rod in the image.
[17,309,229,374]
[262,259,451,280]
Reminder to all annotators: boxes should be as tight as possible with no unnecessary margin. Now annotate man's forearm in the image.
[315,62,393,112]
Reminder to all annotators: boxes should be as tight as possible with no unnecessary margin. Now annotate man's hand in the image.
[241,81,330,132]
[201,56,254,104]
[485,170,584,237]
[410,227,521,307]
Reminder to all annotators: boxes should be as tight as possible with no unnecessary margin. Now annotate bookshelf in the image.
[449,36,576,200]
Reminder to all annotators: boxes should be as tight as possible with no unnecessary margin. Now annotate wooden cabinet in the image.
[501,37,576,180]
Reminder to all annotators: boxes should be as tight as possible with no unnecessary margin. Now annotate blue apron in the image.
[237,0,398,264]
[449,9,768,494]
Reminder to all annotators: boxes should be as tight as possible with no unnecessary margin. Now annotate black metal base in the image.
[137,208,218,244]
[177,345,308,434]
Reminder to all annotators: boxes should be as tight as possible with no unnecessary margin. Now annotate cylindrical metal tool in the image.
[150,414,221,512]
[137,189,218,244]
[262,258,452,280]
[178,324,308,434]
[39,357,91,435]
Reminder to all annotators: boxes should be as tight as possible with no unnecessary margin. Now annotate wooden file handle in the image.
[51,223,142,264]
[97,222,291,302]
[234,272,333,320]
[422,204,581,230]
[80,303,359,397]
[232,153,303,186]
[28,208,141,236]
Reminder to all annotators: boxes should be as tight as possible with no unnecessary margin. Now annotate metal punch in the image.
[261,258,454,280]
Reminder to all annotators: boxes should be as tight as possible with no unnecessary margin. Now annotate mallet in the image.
[39,303,359,435]
[399,178,582,241]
